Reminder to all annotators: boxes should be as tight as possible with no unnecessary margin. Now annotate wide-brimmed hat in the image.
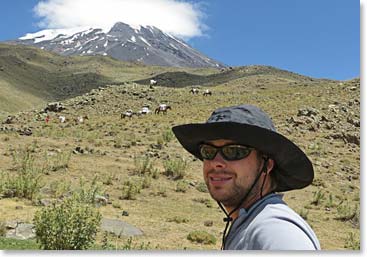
[172,104,314,192]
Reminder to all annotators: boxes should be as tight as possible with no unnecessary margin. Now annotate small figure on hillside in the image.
[172,104,320,250]
[121,109,134,119]
[150,79,157,88]
[45,115,50,123]
[155,104,171,114]
[190,88,199,94]
[4,115,15,124]
[203,89,212,96]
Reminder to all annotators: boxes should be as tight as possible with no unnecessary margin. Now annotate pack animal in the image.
[203,89,212,96]
[121,110,134,119]
[155,104,171,114]
[190,88,199,94]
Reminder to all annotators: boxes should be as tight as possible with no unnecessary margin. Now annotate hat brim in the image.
[172,122,314,192]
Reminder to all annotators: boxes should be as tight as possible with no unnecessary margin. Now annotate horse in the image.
[121,110,134,119]
[155,104,171,114]
[138,106,151,115]
[190,88,199,94]
[203,89,212,96]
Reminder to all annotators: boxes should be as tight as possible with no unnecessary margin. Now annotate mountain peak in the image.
[10,22,225,68]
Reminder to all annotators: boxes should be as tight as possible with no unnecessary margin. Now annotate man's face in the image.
[202,139,263,209]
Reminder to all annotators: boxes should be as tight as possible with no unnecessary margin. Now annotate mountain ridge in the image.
[7,22,225,69]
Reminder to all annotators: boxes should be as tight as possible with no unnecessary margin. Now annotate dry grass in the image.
[0,72,360,250]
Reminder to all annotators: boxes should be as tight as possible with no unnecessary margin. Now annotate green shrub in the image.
[176,180,188,193]
[45,151,71,172]
[49,180,71,199]
[151,186,167,198]
[1,169,43,200]
[0,221,6,236]
[187,230,216,245]
[344,232,360,250]
[161,129,174,143]
[166,216,189,224]
[33,196,102,250]
[134,156,154,175]
[75,176,102,204]
[325,193,335,208]
[141,174,152,189]
[311,190,325,206]
[121,179,142,200]
[335,202,359,223]
[0,145,46,200]
[11,144,38,173]
[120,237,151,250]
[193,198,213,208]
[163,158,187,179]
[298,209,309,220]
[196,182,208,193]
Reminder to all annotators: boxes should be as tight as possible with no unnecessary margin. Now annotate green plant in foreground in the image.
[1,169,43,200]
[344,232,360,250]
[76,176,102,204]
[335,202,359,223]
[187,230,216,245]
[120,179,142,200]
[298,209,309,220]
[163,158,187,179]
[0,221,6,236]
[311,190,325,206]
[45,151,71,172]
[134,155,154,176]
[176,180,188,192]
[161,128,174,143]
[33,196,102,250]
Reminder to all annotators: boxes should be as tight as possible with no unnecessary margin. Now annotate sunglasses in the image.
[199,143,253,161]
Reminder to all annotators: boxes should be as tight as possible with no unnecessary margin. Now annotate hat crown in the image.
[207,105,276,132]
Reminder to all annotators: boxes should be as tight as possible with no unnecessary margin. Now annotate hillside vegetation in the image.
[0,44,360,250]
[0,44,217,115]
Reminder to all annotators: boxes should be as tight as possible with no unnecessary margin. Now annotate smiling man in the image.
[172,104,320,250]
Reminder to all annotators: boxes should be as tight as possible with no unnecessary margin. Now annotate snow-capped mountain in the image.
[10,22,225,68]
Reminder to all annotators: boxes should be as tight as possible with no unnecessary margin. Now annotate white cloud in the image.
[33,0,207,39]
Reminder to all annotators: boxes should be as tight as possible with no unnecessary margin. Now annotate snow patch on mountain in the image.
[14,22,225,68]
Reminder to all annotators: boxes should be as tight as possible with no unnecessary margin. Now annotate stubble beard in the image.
[205,172,257,209]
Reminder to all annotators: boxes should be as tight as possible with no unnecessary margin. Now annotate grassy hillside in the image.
[0,66,360,251]
[135,65,332,88]
[0,44,217,115]
[0,43,335,117]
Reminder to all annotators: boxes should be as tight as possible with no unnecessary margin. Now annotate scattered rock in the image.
[100,218,143,237]
[5,222,36,240]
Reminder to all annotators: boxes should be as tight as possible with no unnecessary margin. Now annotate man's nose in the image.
[210,151,227,168]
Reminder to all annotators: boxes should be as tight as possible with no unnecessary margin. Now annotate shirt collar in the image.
[238,193,283,218]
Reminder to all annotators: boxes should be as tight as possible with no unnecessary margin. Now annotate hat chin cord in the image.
[218,157,269,250]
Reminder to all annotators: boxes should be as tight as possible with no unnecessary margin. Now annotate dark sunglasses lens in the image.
[200,145,218,160]
[222,145,252,160]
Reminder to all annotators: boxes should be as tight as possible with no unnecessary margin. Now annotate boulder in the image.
[100,218,143,237]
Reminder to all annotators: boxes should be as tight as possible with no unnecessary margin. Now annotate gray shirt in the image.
[224,193,321,250]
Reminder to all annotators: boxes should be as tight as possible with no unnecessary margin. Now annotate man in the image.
[172,104,320,250]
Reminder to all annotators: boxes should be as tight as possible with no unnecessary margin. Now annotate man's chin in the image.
[209,189,232,204]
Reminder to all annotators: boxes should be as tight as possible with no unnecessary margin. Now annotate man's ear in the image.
[265,158,275,174]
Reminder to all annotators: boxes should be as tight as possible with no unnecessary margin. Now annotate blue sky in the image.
[0,0,360,80]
